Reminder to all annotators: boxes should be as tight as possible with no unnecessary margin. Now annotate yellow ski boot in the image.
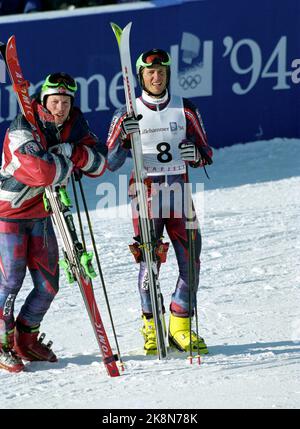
[141,315,157,355]
[168,313,208,354]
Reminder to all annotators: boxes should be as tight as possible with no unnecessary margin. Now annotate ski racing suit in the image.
[107,90,213,317]
[0,99,106,341]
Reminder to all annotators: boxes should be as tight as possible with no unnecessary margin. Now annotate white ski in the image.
[111,22,168,359]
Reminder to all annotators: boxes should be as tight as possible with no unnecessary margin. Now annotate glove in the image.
[120,114,142,141]
[49,143,73,158]
[179,140,200,162]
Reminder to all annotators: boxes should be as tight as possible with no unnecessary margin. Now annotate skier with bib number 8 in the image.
[107,49,213,355]
[0,72,106,372]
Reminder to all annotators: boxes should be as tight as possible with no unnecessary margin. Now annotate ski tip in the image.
[110,22,132,46]
[110,22,122,38]
[7,35,16,45]
[6,35,17,54]
[124,22,132,30]
[110,22,120,30]
[110,22,132,31]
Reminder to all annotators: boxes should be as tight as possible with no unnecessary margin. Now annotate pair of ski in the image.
[0,37,120,377]
[111,23,169,360]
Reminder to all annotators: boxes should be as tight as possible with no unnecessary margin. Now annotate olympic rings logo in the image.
[179,74,202,89]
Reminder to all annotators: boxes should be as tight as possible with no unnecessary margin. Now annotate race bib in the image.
[137,95,187,175]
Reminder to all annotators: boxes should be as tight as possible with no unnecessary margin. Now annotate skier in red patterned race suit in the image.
[0,73,106,372]
[106,49,213,355]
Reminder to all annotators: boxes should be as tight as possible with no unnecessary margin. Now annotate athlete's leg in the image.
[17,218,59,329]
[0,221,28,346]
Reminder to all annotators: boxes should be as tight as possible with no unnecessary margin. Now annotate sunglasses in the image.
[44,73,77,92]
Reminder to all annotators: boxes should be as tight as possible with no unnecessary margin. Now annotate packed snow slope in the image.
[0,138,299,409]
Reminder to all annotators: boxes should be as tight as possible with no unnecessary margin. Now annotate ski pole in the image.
[76,176,124,371]
[185,175,201,365]
[71,174,86,249]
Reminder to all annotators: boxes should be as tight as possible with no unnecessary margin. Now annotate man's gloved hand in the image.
[49,143,73,158]
[120,114,142,141]
[179,140,200,162]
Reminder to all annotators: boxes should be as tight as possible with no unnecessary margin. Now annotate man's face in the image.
[142,64,168,96]
[45,94,72,125]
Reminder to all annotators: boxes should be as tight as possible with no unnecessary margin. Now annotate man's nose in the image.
[56,103,65,112]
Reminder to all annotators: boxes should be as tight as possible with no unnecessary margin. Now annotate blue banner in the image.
[0,0,299,153]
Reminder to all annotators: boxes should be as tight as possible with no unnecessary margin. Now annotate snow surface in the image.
[1,138,300,409]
